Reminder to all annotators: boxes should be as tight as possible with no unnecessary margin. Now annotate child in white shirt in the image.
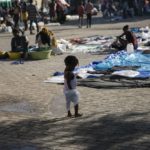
[64,55,82,117]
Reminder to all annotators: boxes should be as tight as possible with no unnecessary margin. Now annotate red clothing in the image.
[78,5,84,17]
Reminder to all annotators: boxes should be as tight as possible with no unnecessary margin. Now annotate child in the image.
[64,55,82,118]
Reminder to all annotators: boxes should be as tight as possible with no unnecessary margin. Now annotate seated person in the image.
[118,25,138,50]
[36,27,53,48]
[11,28,29,59]
[112,25,138,51]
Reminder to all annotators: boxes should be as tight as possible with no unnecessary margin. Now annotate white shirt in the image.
[64,73,77,91]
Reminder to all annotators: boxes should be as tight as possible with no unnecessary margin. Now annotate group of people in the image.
[0,0,69,34]
[63,24,139,118]
[77,0,94,28]
[12,0,39,34]
[101,0,150,19]
[10,26,54,61]
[3,24,139,118]
[101,0,117,18]
[0,1,140,118]
[0,0,40,34]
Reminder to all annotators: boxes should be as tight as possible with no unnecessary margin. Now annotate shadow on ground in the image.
[0,111,149,149]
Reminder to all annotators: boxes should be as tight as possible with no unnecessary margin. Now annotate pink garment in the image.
[85,2,93,14]
[78,5,84,17]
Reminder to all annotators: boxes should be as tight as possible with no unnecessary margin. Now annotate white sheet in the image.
[44,76,64,83]
[112,70,140,78]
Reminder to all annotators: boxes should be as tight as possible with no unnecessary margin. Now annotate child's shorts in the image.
[64,89,79,105]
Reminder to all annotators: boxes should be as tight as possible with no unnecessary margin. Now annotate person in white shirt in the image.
[64,55,82,118]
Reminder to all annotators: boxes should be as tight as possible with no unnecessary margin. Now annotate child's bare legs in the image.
[74,104,82,117]
[66,95,82,118]
[66,99,72,117]
[67,110,72,117]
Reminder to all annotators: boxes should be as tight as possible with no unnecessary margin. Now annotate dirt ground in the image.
[0,16,150,150]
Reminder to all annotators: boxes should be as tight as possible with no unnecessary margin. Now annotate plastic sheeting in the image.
[94,51,150,70]
[93,51,150,78]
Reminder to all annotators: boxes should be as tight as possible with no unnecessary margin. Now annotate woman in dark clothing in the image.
[11,28,29,59]
[36,27,52,48]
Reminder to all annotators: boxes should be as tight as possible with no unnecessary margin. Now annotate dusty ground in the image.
[0,16,150,150]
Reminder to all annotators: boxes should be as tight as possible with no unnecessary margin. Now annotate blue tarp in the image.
[53,51,150,79]
[93,51,150,78]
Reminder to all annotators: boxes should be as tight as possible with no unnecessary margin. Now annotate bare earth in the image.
[0,16,150,150]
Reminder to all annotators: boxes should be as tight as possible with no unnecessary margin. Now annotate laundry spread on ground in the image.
[45,50,150,88]
[55,26,150,54]
[0,23,149,88]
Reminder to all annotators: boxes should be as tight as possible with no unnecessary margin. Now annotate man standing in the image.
[27,0,39,34]
[85,0,93,28]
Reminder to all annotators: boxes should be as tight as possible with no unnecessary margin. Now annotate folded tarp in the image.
[77,77,150,89]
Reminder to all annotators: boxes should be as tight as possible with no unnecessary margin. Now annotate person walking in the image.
[27,0,39,34]
[85,0,93,28]
[77,2,84,28]
[13,1,21,28]
[21,2,28,31]
[49,0,56,22]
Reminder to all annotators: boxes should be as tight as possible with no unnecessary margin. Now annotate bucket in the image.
[29,50,52,60]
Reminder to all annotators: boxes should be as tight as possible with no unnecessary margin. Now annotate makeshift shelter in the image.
[0,0,12,8]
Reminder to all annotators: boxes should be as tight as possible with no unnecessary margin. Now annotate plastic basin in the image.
[29,50,51,60]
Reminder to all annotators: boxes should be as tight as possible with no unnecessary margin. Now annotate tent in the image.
[0,0,12,8]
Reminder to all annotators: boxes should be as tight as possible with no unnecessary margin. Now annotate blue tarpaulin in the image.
[93,51,150,78]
